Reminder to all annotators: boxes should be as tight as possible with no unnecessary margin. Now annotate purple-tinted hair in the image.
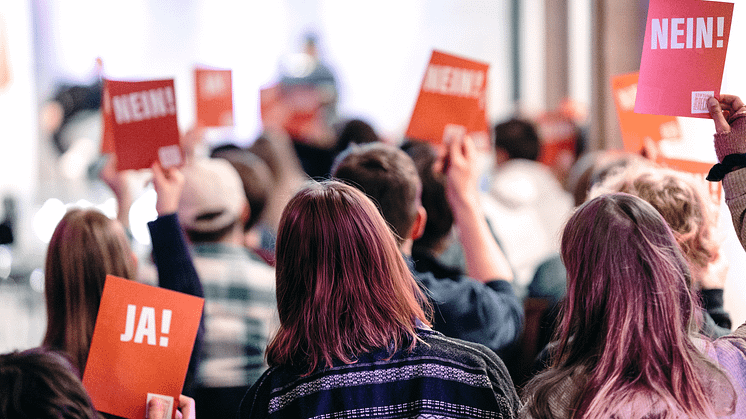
[523,193,734,419]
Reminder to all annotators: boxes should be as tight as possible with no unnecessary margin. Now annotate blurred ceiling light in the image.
[0,245,11,280]
[129,187,157,246]
[29,268,45,293]
[59,137,98,180]
[97,197,118,220]
[33,198,66,243]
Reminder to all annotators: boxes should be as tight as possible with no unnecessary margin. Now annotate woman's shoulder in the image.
[412,328,517,392]
[414,328,504,363]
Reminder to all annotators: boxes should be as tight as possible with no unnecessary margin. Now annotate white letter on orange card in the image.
[134,306,157,345]
[120,304,137,342]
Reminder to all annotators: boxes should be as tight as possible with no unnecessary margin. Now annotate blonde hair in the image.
[591,164,720,273]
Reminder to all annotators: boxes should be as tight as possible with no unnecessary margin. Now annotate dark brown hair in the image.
[401,140,453,251]
[493,118,540,161]
[0,348,101,418]
[266,181,431,372]
[331,142,421,244]
[42,208,136,375]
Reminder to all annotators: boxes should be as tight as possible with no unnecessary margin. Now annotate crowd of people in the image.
[1,88,746,418]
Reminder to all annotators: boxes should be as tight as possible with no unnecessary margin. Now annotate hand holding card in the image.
[102,78,183,170]
[406,50,490,150]
[82,275,203,419]
[635,0,734,118]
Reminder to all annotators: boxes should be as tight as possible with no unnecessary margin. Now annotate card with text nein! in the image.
[406,50,490,150]
[635,0,733,118]
[102,78,183,170]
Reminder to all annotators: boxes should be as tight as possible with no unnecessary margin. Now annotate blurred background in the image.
[1,0,745,352]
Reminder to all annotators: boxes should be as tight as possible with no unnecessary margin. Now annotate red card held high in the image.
[405,50,490,150]
[635,0,733,118]
[103,78,183,170]
[82,275,204,419]
[194,66,234,128]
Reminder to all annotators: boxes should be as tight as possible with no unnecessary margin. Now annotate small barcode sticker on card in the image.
[691,91,714,114]
[442,124,467,144]
[146,394,174,419]
[158,145,182,168]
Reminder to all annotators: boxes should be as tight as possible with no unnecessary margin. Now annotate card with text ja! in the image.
[194,67,234,128]
[102,78,183,170]
[82,275,204,419]
[635,0,733,118]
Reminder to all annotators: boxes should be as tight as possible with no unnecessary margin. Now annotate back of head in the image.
[401,140,453,250]
[178,157,248,243]
[331,142,421,244]
[43,208,135,375]
[336,118,379,152]
[565,150,648,206]
[592,165,718,274]
[267,181,430,372]
[211,148,273,232]
[525,193,734,418]
[559,193,694,359]
[0,348,100,419]
[493,118,540,161]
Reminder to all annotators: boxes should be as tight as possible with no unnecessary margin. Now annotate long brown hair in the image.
[266,181,431,372]
[523,193,734,419]
[42,209,136,376]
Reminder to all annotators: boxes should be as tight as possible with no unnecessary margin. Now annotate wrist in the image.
[714,116,746,162]
[449,193,481,219]
[706,154,746,182]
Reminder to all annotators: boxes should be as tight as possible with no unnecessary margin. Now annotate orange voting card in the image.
[635,0,733,118]
[259,83,336,147]
[405,50,490,150]
[612,72,682,153]
[657,156,721,202]
[82,275,204,419]
[535,111,579,168]
[103,78,182,171]
[195,67,234,127]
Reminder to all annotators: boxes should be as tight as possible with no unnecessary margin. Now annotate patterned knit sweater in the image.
[238,328,520,418]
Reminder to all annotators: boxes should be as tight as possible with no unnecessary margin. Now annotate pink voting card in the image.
[635,0,733,118]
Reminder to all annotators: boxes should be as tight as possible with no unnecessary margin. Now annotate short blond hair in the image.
[591,164,719,271]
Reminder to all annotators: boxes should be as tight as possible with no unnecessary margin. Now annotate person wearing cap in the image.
[178,157,277,419]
